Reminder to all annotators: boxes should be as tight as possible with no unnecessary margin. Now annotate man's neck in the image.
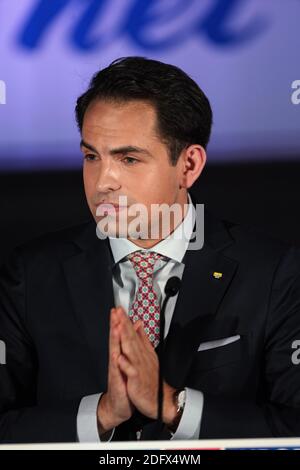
[127,193,189,249]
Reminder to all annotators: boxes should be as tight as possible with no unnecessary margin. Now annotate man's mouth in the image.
[96,203,127,215]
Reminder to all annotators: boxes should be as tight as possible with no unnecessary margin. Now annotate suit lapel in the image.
[62,222,115,387]
[163,207,239,389]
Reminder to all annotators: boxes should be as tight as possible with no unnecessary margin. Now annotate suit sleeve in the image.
[199,246,300,439]
[0,248,81,443]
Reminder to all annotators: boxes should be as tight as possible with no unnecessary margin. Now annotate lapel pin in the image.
[213,271,223,279]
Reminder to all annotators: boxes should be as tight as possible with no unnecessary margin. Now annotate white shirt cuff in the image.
[170,388,204,440]
[77,393,115,442]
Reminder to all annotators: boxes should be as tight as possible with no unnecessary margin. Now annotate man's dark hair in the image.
[75,57,213,165]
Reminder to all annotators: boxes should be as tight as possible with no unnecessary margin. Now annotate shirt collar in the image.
[109,193,195,265]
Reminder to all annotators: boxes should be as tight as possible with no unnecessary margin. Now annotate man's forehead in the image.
[83,103,158,139]
[82,110,163,150]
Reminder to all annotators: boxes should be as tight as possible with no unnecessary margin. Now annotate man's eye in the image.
[84,154,97,162]
[122,156,138,165]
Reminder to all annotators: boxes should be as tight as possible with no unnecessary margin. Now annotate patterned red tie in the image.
[127,251,164,348]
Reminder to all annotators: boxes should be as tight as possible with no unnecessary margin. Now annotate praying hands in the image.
[97,306,178,435]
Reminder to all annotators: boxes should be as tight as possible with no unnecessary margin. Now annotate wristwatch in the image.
[167,388,186,434]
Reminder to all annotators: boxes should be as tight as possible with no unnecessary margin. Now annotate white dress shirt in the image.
[77,193,204,442]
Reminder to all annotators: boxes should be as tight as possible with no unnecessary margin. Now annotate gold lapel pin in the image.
[213,272,223,279]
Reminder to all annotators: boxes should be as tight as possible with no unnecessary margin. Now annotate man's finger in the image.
[133,319,143,331]
[109,308,124,383]
[109,309,120,353]
[119,318,142,362]
[116,306,138,330]
[136,322,154,352]
[118,354,137,378]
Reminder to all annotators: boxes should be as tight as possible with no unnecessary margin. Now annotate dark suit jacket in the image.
[1,198,300,443]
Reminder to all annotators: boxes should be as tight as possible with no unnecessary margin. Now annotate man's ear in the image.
[179,145,206,189]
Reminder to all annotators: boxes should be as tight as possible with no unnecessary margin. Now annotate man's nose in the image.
[96,160,121,193]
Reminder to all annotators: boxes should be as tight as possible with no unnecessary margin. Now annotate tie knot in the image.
[127,251,164,282]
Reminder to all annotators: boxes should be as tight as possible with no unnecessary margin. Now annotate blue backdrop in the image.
[0,0,299,170]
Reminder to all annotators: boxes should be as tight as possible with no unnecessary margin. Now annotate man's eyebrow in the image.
[80,141,153,157]
[80,140,99,154]
[109,146,152,157]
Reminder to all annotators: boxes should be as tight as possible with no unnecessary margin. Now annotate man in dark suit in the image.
[1,57,300,444]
